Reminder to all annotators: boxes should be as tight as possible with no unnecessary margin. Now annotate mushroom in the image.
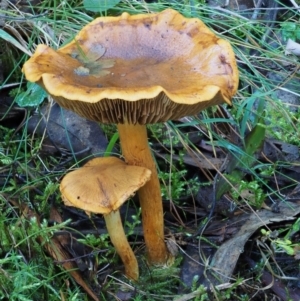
[60,156,152,281]
[22,9,239,265]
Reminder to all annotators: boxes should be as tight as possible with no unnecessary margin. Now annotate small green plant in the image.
[0,205,78,300]
[231,179,266,209]
[160,168,188,200]
[77,232,116,267]
[265,102,300,146]
[215,277,247,301]
[0,252,60,301]
[132,257,183,300]
[35,182,59,212]
[77,233,111,249]
[159,167,198,201]
[124,208,142,236]
[280,21,300,42]
[190,284,209,301]
[261,218,300,257]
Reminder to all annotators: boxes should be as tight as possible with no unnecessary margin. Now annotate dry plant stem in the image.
[104,210,139,281]
[117,122,168,265]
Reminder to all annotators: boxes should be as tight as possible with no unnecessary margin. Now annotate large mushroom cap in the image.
[23,9,239,124]
[60,157,151,214]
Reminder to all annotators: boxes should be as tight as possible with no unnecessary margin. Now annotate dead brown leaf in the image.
[205,200,300,285]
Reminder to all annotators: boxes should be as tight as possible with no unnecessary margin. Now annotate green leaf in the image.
[83,0,121,13]
[15,82,47,107]
[216,119,266,200]
[104,132,119,157]
[0,29,31,56]
[243,121,266,166]
[281,245,295,256]
[292,218,300,233]
[0,154,13,165]
[280,22,300,42]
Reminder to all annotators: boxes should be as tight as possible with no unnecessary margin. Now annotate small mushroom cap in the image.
[23,9,239,124]
[60,157,151,214]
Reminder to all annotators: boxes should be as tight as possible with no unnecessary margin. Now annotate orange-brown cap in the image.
[23,9,239,124]
[60,157,151,214]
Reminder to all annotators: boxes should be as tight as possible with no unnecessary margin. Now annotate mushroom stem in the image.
[104,210,139,281]
[117,122,168,265]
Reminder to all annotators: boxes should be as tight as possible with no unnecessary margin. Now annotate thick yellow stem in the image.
[117,123,168,265]
[104,210,139,280]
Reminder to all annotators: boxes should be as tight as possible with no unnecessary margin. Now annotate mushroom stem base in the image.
[104,210,139,280]
[117,123,168,265]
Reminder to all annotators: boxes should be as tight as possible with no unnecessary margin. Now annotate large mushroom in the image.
[60,156,151,281]
[22,9,239,265]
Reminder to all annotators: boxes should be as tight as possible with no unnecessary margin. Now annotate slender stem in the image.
[117,123,168,265]
[104,210,139,280]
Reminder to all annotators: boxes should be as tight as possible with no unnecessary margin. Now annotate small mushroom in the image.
[60,156,152,281]
[23,9,239,265]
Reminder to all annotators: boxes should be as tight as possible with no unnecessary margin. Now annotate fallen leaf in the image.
[205,200,300,284]
[45,236,99,301]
